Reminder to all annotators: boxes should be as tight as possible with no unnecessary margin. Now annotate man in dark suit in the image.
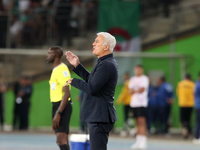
[65,32,118,150]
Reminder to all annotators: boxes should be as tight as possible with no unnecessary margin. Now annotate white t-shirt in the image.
[129,75,149,108]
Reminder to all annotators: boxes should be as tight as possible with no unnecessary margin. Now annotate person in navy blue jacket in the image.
[156,77,174,134]
[193,72,200,144]
[146,83,158,134]
[65,32,118,150]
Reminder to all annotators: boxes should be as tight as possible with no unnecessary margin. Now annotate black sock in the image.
[59,144,69,150]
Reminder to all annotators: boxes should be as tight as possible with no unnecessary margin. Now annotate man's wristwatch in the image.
[56,110,62,115]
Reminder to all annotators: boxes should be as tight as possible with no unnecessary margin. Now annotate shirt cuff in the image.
[73,63,82,72]
[71,78,77,87]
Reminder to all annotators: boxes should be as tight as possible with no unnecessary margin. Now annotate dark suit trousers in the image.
[88,122,114,150]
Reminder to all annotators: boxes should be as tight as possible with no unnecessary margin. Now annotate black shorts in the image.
[131,107,146,118]
[52,100,72,134]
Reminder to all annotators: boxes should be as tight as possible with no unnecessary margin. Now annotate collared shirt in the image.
[49,63,71,102]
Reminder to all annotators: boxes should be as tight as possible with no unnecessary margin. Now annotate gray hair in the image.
[97,32,116,53]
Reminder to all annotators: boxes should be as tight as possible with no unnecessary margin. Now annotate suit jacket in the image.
[71,53,118,123]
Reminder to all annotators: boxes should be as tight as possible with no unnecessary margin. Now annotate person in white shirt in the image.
[129,65,149,150]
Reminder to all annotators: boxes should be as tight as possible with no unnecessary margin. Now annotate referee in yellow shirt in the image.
[46,46,72,150]
[177,74,195,139]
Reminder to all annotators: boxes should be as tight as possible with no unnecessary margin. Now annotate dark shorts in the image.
[131,107,146,118]
[52,101,72,134]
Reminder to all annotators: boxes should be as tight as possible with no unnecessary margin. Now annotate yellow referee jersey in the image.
[49,63,71,102]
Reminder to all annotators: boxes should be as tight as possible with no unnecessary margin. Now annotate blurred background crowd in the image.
[0,75,32,131]
[0,0,185,49]
[0,0,98,49]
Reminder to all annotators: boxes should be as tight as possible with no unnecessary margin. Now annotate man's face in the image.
[134,67,143,76]
[92,35,106,57]
[20,78,26,86]
[156,78,162,86]
[123,74,129,81]
[46,49,55,63]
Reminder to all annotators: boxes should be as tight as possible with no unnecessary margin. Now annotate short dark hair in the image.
[50,46,63,59]
[198,72,200,77]
[135,64,143,68]
[185,74,191,80]
[124,72,130,76]
[20,75,29,80]
[160,76,166,82]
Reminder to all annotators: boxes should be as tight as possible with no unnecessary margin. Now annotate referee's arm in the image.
[58,85,71,113]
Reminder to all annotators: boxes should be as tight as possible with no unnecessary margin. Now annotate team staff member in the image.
[177,74,195,138]
[116,72,132,122]
[129,65,149,150]
[193,72,200,144]
[19,76,33,130]
[156,77,174,134]
[65,32,118,150]
[146,83,158,134]
[0,76,6,131]
[115,72,132,136]
[13,76,24,130]
[46,46,72,150]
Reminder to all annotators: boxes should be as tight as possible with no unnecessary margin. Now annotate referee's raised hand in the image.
[65,51,80,68]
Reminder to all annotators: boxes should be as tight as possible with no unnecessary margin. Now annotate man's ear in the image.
[104,45,109,51]
[55,53,58,57]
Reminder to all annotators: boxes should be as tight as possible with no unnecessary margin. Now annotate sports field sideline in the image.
[0,132,199,150]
